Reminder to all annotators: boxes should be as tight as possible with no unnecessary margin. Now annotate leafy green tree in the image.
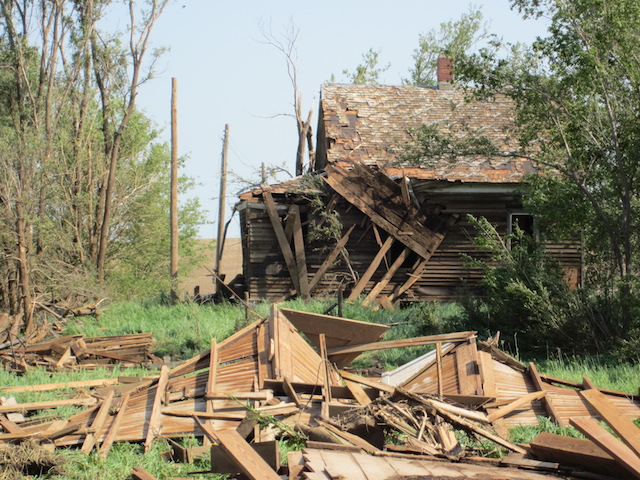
[405,0,640,289]
[405,6,488,86]
[0,1,203,328]
[342,48,390,84]
[402,0,640,348]
[457,0,640,288]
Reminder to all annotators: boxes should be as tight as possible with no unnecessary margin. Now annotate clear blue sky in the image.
[131,1,548,238]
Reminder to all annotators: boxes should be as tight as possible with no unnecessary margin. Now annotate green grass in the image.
[64,301,243,360]
[61,298,457,365]
[54,439,222,480]
[536,355,640,393]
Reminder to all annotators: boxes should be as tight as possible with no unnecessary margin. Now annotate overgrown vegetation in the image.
[396,0,640,360]
[0,1,205,332]
[294,175,342,250]
[452,216,640,360]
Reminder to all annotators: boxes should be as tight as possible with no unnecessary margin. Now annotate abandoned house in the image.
[236,61,581,304]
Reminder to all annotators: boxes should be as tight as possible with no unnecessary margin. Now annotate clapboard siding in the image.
[241,193,581,301]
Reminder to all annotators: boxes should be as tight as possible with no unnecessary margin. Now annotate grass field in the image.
[5,299,640,479]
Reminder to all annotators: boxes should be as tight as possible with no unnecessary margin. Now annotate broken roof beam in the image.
[262,190,301,295]
[290,205,310,298]
[327,331,476,356]
[347,235,395,301]
[308,224,356,294]
[362,247,410,307]
[324,162,452,260]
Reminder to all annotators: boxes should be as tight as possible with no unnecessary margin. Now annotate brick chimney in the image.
[437,55,453,90]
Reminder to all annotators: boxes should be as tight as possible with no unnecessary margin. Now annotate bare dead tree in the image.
[259,20,315,176]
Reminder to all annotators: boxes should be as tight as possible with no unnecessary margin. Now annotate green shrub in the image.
[455,216,640,360]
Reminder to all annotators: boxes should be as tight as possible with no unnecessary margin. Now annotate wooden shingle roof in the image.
[319,84,536,183]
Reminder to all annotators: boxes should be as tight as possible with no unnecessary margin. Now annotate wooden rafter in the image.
[347,235,395,300]
[262,191,300,294]
[324,162,450,260]
[362,247,410,306]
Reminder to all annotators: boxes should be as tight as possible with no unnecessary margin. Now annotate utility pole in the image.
[170,78,179,304]
[215,124,230,295]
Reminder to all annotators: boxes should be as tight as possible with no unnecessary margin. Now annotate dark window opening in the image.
[508,213,536,249]
[389,238,419,269]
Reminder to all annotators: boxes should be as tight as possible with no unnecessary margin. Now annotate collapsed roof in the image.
[316,83,536,183]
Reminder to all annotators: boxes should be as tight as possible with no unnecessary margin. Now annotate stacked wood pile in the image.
[0,333,158,372]
[0,306,639,480]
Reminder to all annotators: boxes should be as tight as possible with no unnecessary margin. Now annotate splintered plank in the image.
[290,205,310,298]
[328,332,476,356]
[0,414,21,434]
[348,235,395,300]
[144,365,169,452]
[214,429,282,480]
[396,387,525,454]
[0,397,98,413]
[339,370,395,394]
[344,379,372,406]
[315,420,378,454]
[131,467,157,480]
[436,342,443,397]
[262,191,300,294]
[487,391,547,422]
[282,377,302,407]
[211,440,280,474]
[81,390,114,454]
[319,334,332,408]
[100,392,130,458]
[571,417,640,480]
[204,337,218,447]
[308,224,356,292]
[579,388,640,458]
[528,362,563,425]
[0,378,120,394]
[362,247,411,306]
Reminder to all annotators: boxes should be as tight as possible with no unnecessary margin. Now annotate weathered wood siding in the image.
[240,193,581,302]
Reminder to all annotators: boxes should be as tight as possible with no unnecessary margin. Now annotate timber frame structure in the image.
[237,82,581,304]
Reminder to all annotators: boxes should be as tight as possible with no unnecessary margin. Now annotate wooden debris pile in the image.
[0,333,158,372]
[0,306,639,480]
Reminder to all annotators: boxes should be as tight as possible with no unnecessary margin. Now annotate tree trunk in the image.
[96,132,124,283]
[15,200,34,334]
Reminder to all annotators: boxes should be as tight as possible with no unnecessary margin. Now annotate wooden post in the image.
[170,78,179,304]
[215,124,230,295]
[436,342,443,397]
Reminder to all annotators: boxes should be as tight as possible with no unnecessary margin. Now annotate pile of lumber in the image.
[0,333,158,372]
[0,306,638,480]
